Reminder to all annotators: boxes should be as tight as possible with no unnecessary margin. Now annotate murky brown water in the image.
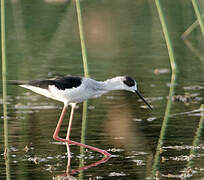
[1,0,204,179]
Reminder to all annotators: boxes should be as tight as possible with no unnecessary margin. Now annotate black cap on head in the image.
[123,76,135,87]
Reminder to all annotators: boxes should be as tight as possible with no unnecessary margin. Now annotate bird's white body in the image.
[20,76,137,106]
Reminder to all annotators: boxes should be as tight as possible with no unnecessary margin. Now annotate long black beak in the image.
[135,90,153,110]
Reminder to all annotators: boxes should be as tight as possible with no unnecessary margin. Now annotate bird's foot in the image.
[53,136,111,157]
[68,139,111,157]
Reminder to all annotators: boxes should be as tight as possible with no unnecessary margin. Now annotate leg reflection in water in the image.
[54,143,111,179]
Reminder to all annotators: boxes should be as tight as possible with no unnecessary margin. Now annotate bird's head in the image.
[121,76,152,110]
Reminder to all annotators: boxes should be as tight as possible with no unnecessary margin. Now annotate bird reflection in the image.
[105,101,148,149]
[54,143,111,179]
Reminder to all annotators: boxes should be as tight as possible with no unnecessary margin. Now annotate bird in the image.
[18,75,152,157]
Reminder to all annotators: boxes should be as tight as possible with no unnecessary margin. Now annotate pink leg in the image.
[66,103,76,140]
[66,104,76,157]
[53,105,67,141]
[66,143,71,173]
[53,104,111,157]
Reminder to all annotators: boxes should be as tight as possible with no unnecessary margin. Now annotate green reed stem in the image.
[80,101,88,151]
[187,104,204,169]
[152,0,177,178]
[1,0,7,122]
[78,101,87,180]
[192,0,204,37]
[1,0,10,179]
[75,0,89,77]
[182,14,204,39]
[181,13,204,61]
[75,0,89,145]
[75,0,89,178]
[193,105,204,146]
[155,0,177,72]
[151,73,176,176]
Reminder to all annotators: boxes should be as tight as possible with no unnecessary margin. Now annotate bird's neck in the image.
[101,77,123,92]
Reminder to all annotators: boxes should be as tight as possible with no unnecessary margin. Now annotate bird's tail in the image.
[7,80,28,85]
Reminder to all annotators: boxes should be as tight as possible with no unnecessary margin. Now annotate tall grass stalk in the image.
[75,0,89,77]
[1,0,10,179]
[74,0,89,178]
[151,73,176,177]
[187,104,204,169]
[155,0,177,72]
[181,13,204,61]
[182,14,204,39]
[78,101,88,179]
[152,0,177,177]
[80,102,88,152]
[191,0,204,37]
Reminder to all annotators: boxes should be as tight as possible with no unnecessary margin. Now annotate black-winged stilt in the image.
[18,75,152,157]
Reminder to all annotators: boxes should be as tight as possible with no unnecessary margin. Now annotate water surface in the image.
[1,0,204,179]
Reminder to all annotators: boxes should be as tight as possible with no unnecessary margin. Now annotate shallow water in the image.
[1,0,204,179]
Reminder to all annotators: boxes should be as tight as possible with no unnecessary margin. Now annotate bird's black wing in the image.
[28,76,82,90]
